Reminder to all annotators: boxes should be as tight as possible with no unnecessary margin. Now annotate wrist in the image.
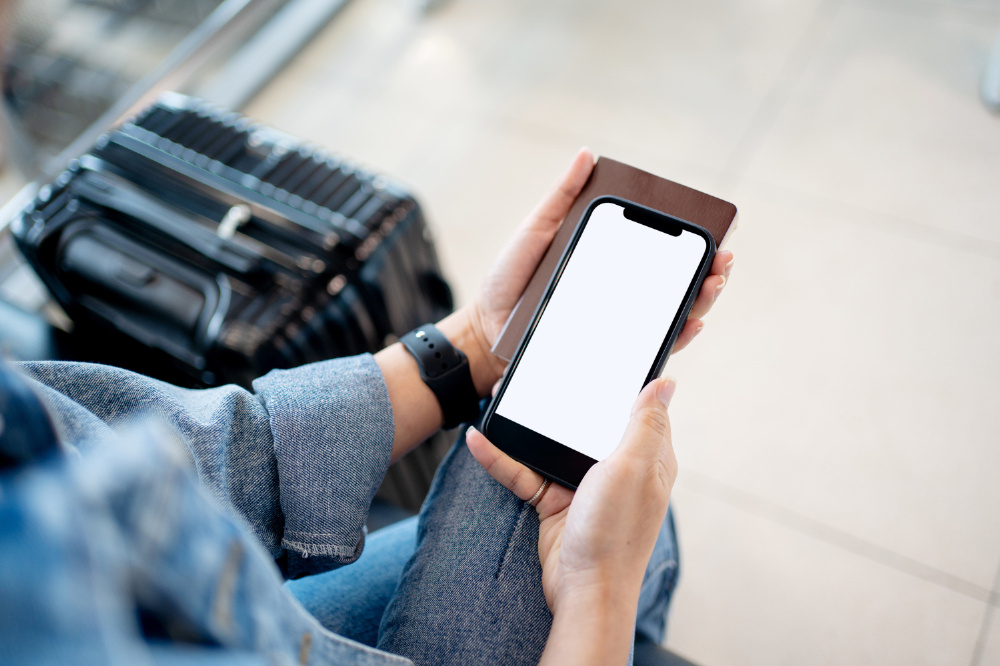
[552,571,641,620]
[436,306,505,398]
[543,579,640,666]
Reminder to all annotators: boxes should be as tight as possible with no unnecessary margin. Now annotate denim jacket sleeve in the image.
[17,354,394,578]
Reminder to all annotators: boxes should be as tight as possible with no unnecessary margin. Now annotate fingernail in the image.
[725,255,735,278]
[657,378,677,408]
[713,276,726,302]
[693,322,705,338]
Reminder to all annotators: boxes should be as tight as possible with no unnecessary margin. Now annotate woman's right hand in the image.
[466,377,678,665]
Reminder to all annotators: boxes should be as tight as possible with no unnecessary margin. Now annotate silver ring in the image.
[528,479,550,507]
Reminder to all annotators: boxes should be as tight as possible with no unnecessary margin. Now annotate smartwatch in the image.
[400,323,481,429]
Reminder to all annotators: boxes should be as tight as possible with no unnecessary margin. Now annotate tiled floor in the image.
[244,0,1000,663]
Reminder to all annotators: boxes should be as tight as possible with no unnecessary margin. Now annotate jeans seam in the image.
[285,528,358,538]
[495,503,532,580]
[641,557,679,588]
[282,537,360,559]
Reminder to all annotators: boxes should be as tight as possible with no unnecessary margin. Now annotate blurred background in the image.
[2,0,1000,664]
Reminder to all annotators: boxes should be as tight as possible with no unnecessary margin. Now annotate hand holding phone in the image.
[461,153,734,665]
[482,197,716,488]
[467,376,679,664]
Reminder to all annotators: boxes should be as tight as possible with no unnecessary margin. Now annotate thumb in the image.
[614,377,677,466]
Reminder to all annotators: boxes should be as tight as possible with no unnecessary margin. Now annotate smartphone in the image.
[482,197,716,489]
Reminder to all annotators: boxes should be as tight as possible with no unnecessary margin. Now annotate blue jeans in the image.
[3,358,679,665]
[289,428,680,665]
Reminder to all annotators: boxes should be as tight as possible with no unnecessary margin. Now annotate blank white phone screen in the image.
[496,202,707,462]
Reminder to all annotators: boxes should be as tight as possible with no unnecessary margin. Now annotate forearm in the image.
[541,582,640,666]
[375,305,504,462]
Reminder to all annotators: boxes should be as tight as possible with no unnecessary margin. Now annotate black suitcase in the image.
[11,94,457,511]
[12,93,454,389]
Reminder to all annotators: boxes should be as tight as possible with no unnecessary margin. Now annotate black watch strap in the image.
[400,324,481,429]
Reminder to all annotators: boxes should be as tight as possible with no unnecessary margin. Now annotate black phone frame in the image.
[482,196,717,489]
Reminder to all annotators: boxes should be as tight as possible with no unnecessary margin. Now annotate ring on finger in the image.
[528,478,551,507]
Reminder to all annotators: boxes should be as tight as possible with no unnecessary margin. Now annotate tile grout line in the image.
[968,559,1000,665]
[742,177,1000,262]
[714,0,843,193]
[678,470,995,604]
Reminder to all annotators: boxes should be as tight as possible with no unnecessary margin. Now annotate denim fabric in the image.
[637,507,680,643]
[371,429,680,665]
[0,394,410,664]
[376,438,551,664]
[2,357,680,665]
[0,356,59,468]
[286,440,679,666]
[287,517,419,647]
[18,355,393,577]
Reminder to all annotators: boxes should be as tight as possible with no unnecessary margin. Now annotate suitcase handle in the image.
[70,168,261,275]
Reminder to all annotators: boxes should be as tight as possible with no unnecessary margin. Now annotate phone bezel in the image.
[481,196,717,489]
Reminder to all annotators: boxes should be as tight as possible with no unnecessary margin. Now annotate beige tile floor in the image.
[243,0,1000,663]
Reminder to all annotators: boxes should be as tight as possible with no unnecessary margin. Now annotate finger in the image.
[712,250,735,279]
[466,426,547,502]
[688,273,726,321]
[611,378,677,469]
[521,147,595,233]
[491,379,502,397]
[670,318,704,354]
[684,251,733,322]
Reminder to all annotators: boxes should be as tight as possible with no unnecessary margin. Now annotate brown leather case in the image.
[492,156,739,361]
